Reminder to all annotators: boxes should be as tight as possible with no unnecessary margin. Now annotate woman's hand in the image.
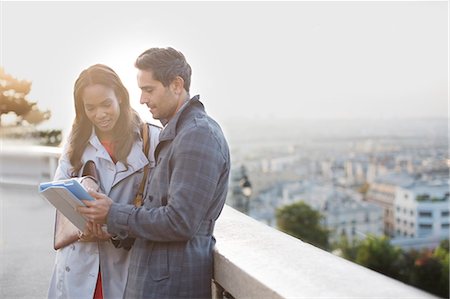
[87,222,112,240]
[79,222,112,241]
[78,224,96,242]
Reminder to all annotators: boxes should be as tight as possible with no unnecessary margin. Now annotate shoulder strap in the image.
[134,123,150,207]
[142,122,150,159]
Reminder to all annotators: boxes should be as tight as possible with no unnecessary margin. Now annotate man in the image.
[79,47,231,298]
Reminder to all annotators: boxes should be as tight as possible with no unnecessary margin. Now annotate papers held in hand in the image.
[39,179,94,230]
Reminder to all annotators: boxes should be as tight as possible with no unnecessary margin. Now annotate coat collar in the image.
[84,126,148,194]
[159,94,203,142]
[87,125,140,162]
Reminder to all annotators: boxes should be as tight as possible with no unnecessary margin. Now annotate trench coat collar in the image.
[159,94,203,142]
[87,130,111,162]
[86,126,148,193]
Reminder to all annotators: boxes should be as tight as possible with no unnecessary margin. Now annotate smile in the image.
[97,120,111,128]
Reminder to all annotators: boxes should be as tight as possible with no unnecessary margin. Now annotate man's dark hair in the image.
[135,47,192,92]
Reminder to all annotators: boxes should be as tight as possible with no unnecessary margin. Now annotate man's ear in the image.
[171,76,185,96]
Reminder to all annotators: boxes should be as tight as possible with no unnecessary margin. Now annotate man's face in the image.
[137,69,181,121]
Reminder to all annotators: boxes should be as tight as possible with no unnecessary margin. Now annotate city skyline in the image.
[1,1,448,135]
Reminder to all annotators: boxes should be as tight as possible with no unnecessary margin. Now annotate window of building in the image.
[442,223,449,228]
[419,211,432,218]
[442,211,449,217]
[419,223,432,229]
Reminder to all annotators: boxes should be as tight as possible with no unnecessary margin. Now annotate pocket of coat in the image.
[148,244,170,281]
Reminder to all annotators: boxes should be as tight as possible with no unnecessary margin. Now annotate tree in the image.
[395,249,418,284]
[410,249,446,297]
[432,239,449,298]
[276,201,329,250]
[336,235,449,298]
[0,67,49,126]
[355,235,402,279]
[333,234,359,261]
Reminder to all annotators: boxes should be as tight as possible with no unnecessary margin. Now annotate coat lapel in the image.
[112,140,149,188]
[156,95,203,161]
[81,129,149,195]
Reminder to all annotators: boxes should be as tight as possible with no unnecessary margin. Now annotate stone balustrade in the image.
[212,205,437,298]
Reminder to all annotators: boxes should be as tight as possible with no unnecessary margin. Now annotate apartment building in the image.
[365,172,415,237]
[394,182,449,240]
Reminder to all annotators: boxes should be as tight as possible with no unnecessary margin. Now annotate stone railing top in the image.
[0,144,62,157]
[213,205,437,299]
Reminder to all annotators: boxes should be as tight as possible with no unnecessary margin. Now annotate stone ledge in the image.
[213,205,437,299]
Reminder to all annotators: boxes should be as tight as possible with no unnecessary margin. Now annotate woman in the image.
[48,64,160,299]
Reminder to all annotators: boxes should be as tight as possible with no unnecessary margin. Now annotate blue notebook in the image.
[39,179,94,202]
[39,179,95,230]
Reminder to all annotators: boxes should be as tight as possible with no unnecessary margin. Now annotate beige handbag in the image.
[53,160,98,250]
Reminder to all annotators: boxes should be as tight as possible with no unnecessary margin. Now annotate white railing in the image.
[0,144,61,186]
[0,145,437,298]
[212,206,437,299]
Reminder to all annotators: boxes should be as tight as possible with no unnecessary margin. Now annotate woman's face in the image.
[82,84,121,139]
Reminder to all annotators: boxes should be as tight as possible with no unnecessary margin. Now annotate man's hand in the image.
[77,190,113,224]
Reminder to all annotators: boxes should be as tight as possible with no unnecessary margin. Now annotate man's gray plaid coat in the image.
[108,96,231,299]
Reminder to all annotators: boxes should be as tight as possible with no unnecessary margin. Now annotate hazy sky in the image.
[1,1,448,133]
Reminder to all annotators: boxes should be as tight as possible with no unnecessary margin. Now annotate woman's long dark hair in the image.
[68,64,141,175]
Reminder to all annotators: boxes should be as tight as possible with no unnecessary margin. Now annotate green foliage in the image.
[410,250,447,297]
[355,235,402,279]
[433,239,449,298]
[335,237,449,298]
[399,240,449,297]
[395,249,418,284]
[333,234,359,261]
[416,194,430,201]
[416,193,446,202]
[36,129,63,146]
[276,201,329,250]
